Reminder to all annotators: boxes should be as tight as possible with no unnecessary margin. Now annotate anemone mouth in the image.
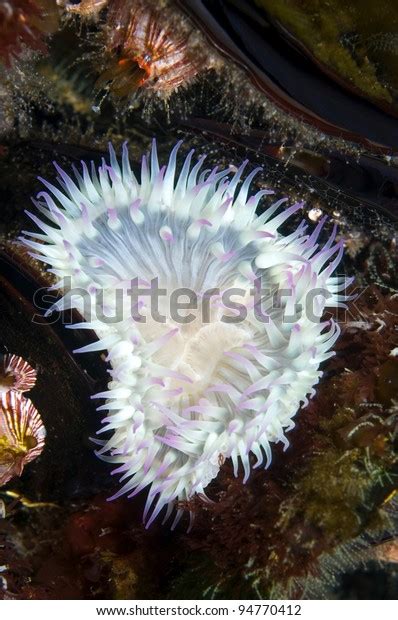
[168,322,254,397]
[22,140,352,528]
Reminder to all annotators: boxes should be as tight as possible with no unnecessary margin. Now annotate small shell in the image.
[0,354,37,394]
[0,391,46,486]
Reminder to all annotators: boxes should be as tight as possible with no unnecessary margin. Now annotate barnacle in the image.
[0,391,46,486]
[0,353,37,394]
[95,0,217,99]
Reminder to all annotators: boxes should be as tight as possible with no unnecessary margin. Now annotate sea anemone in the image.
[0,354,37,394]
[22,141,351,527]
[0,391,46,486]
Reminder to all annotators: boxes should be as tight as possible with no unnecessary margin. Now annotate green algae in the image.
[255,0,398,110]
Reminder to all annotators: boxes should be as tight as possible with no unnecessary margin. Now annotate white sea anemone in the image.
[22,141,352,528]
